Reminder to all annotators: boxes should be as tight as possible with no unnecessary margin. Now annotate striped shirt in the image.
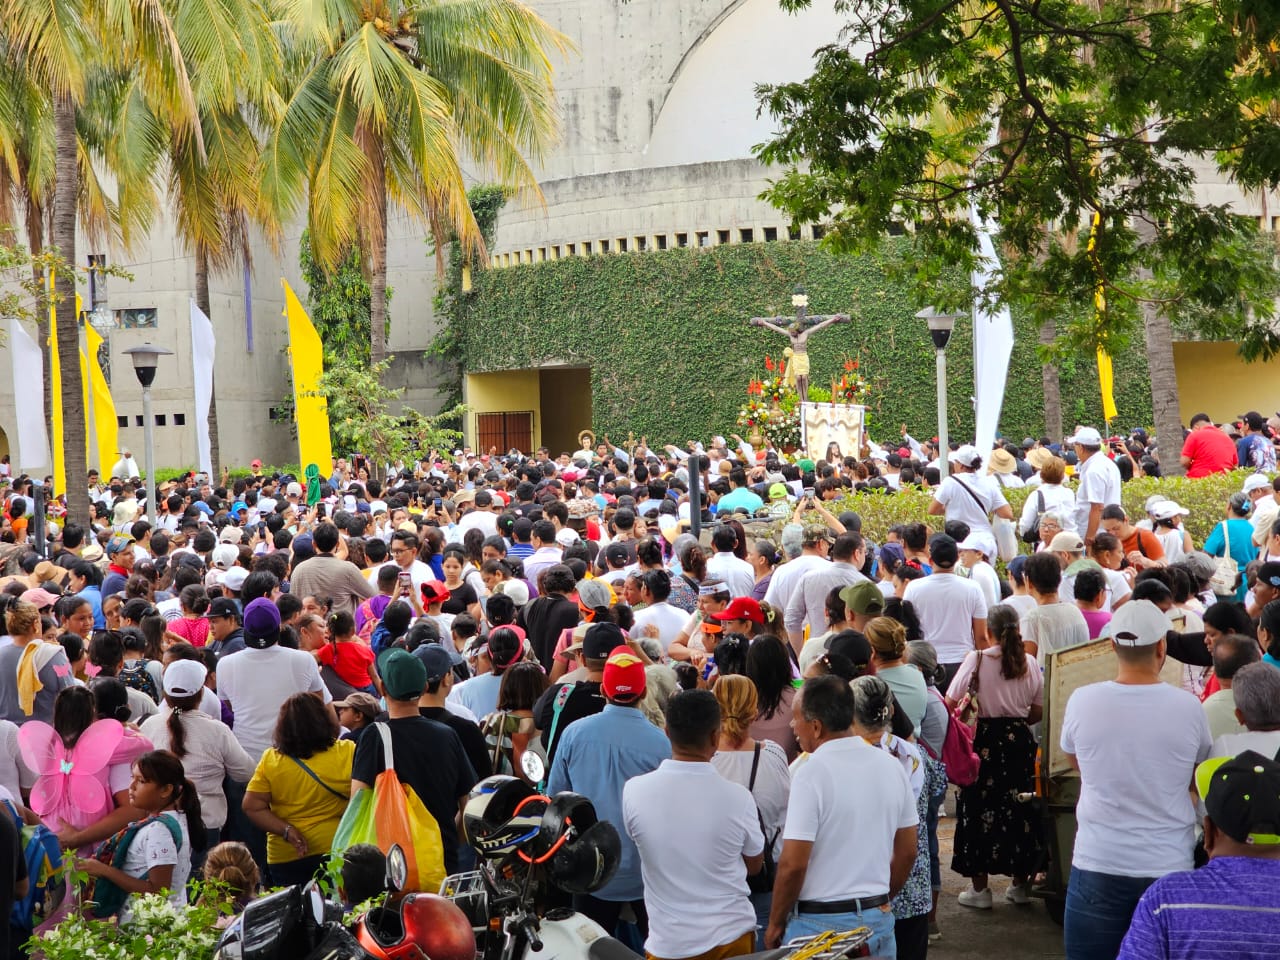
[1118,857,1280,960]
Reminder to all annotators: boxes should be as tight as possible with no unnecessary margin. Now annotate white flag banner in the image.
[8,318,49,471]
[190,299,216,475]
[971,204,1015,458]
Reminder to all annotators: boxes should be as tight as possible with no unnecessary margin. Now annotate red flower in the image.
[765,355,774,371]
[852,360,859,369]
[843,358,855,372]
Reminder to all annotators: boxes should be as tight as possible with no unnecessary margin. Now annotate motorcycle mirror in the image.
[386,844,408,893]
[520,751,545,784]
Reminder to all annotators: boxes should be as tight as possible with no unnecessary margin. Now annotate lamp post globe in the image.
[916,307,965,479]
[122,344,173,520]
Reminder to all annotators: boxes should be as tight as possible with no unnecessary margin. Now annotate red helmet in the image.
[354,893,475,960]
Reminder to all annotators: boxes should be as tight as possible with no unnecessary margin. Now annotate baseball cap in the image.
[802,523,834,545]
[496,580,530,606]
[207,597,241,619]
[583,622,626,660]
[947,445,981,468]
[555,527,580,547]
[377,648,427,700]
[211,543,239,571]
[286,481,303,498]
[709,596,765,624]
[1196,750,1280,845]
[768,482,790,501]
[839,580,885,617]
[1048,532,1086,553]
[603,542,631,567]
[957,532,997,560]
[1106,598,1169,647]
[1243,474,1273,495]
[1150,500,1189,521]
[1241,411,1267,432]
[251,459,263,470]
[106,535,135,557]
[1066,426,1103,446]
[602,645,646,702]
[162,659,209,698]
[242,597,281,648]
[219,525,244,544]
[413,641,464,681]
[222,567,248,592]
[333,691,380,720]
[20,588,59,611]
[81,543,105,563]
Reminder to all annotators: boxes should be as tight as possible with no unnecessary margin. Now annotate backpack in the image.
[119,658,159,704]
[923,687,981,788]
[2,801,62,932]
[90,813,184,918]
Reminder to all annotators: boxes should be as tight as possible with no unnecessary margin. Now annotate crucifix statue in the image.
[750,285,850,401]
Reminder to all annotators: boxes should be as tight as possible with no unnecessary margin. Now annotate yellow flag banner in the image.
[282,280,332,473]
[49,288,65,498]
[1086,212,1119,424]
[83,323,119,473]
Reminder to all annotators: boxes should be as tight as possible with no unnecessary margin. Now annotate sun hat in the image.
[988,449,1018,475]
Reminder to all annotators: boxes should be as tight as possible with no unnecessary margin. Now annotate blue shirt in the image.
[1118,857,1280,960]
[77,585,105,630]
[450,672,503,719]
[1203,518,1258,602]
[547,704,671,901]
[715,488,764,515]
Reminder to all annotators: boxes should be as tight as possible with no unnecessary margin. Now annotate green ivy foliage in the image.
[451,240,1154,445]
[298,231,391,367]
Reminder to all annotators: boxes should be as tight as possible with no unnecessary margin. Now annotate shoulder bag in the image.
[953,476,1017,561]
[1022,489,1046,544]
[745,742,778,894]
[289,754,350,802]
[1209,521,1240,596]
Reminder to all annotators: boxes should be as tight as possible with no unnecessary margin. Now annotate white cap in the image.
[957,532,997,560]
[1066,427,1102,446]
[222,567,249,591]
[286,481,303,498]
[1243,474,1273,495]
[211,543,239,571]
[162,659,208,697]
[496,580,530,606]
[218,525,244,544]
[555,527,580,547]
[947,444,981,467]
[1104,598,1169,647]
[1150,500,1189,521]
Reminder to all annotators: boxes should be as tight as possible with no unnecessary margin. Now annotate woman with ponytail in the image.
[139,659,255,854]
[944,604,1043,910]
[78,749,206,920]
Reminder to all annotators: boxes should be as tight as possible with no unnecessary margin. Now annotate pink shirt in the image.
[1081,609,1112,639]
[946,649,1042,718]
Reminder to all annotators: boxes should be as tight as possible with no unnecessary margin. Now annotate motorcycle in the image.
[444,774,874,960]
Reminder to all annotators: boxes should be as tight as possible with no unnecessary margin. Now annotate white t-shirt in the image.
[712,741,791,860]
[119,811,191,919]
[623,760,762,959]
[1074,453,1121,536]
[965,561,1002,609]
[1021,602,1090,663]
[630,602,688,654]
[784,736,917,900]
[705,553,756,599]
[216,645,331,762]
[903,573,988,664]
[1006,594,1038,619]
[0,721,35,802]
[1019,483,1079,537]
[1061,681,1211,877]
[457,510,499,538]
[932,473,1008,536]
[1211,729,1280,760]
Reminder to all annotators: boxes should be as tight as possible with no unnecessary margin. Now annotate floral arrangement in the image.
[736,355,802,449]
[832,357,871,405]
[33,886,228,960]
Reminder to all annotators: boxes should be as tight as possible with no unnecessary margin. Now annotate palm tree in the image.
[2,0,200,520]
[262,0,570,368]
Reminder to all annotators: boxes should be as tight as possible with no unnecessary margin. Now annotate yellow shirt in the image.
[247,740,354,864]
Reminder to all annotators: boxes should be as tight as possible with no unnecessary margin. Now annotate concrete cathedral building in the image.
[1,0,1276,470]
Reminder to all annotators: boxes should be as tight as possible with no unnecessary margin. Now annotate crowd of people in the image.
[0,413,1275,960]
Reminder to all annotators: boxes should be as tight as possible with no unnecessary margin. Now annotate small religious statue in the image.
[750,285,850,402]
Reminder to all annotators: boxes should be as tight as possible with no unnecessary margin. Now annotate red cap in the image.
[420,580,451,604]
[709,596,765,624]
[602,646,646,701]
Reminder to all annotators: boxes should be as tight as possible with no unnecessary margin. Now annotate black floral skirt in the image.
[950,716,1042,878]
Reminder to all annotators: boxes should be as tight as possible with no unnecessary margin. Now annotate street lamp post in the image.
[916,307,965,480]
[123,344,173,520]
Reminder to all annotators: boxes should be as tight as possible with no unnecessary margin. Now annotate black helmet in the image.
[534,793,621,895]
[462,775,546,858]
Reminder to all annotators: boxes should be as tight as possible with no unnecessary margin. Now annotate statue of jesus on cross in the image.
[750,286,850,402]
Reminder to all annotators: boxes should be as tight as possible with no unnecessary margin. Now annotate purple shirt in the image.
[1081,608,1112,640]
[1118,857,1280,960]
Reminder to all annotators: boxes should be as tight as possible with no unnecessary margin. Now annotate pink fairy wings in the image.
[17,720,151,831]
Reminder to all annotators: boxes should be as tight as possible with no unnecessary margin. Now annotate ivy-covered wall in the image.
[455,241,1154,443]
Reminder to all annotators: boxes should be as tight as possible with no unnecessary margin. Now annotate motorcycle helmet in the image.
[355,893,474,960]
[529,792,621,894]
[462,775,547,858]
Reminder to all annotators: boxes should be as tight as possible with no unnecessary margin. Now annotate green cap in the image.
[376,648,426,701]
[840,580,886,617]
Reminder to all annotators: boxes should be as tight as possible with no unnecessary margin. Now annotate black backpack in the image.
[119,658,159,704]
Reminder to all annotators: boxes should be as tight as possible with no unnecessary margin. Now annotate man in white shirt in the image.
[957,532,1001,609]
[705,526,755,599]
[1059,599,1212,960]
[902,534,988,689]
[784,533,868,652]
[456,489,500,537]
[523,519,564,587]
[763,524,832,613]
[766,675,918,956]
[388,528,433,594]
[624,690,763,960]
[1202,633,1257,740]
[1245,473,1280,547]
[927,445,1012,537]
[1068,427,1121,547]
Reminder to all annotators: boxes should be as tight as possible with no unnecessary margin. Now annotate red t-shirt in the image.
[317,640,375,688]
[1181,427,1238,478]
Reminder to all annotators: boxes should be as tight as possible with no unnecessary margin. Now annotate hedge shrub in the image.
[452,240,1155,444]
[835,469,1253,547]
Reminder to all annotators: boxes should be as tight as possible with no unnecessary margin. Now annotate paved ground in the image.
[932,817,1066,960]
